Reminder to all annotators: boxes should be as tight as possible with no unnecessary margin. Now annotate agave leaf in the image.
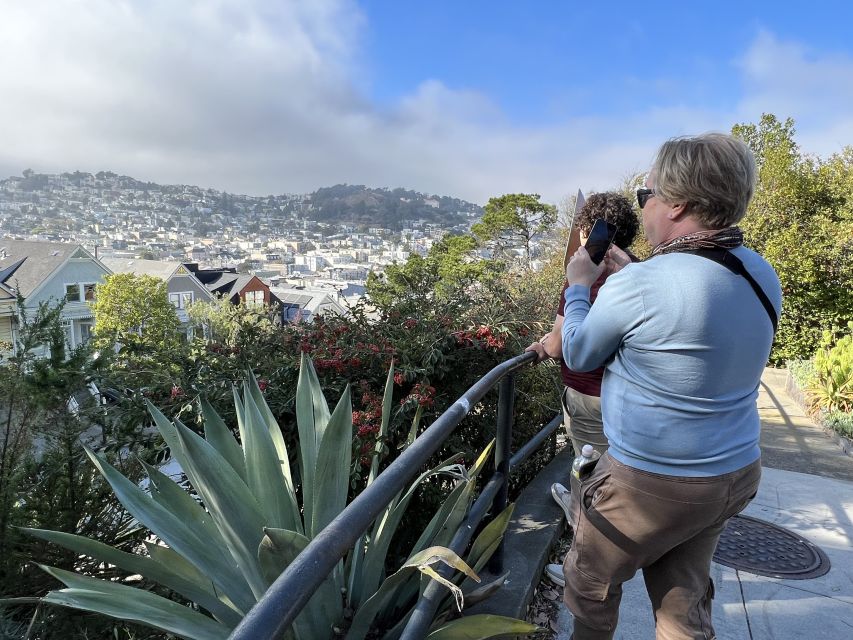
[405,405,424,447]
[246,375,303,529]
[468,440,495,480]
[310,385,353,537]
[410,480,470,555]
[368,363,395,486]
[257,528,343,640]
[466,503,514,574]
[170,419,268,599]
[431,479,476,549]
[81,446,255,613]
[200,398,246,482]
[144,542,243,622]
[462,571,509,608]
[425,614,539,639]
[296,353,331,530]
[231,386,249,451]
[22,529,242,626]
[140,460,226,549]
[146,399,191,471]
[419,565,465,612]
[39,565,231,640]
[345,547,478,640]
[353,454,464,609]
[240,382,302,533]
[348,364,395,601]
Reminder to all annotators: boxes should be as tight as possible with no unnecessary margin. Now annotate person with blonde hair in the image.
[560,133,781,640]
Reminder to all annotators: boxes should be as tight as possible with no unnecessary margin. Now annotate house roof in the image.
[271,287,344,315]
[206,272,240,295]
[100,257,179,280]
[0,240,88,297]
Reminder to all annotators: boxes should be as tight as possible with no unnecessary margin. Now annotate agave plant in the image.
[809,323,853,414]
[26,354,537,639]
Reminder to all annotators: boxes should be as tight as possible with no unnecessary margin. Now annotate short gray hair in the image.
[653,133,756,228]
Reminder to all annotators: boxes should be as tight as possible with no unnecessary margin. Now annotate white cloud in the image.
[1,5,851,205]
[735,31,853,157]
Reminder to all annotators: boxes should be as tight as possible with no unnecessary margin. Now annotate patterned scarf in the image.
[649,226,744,258]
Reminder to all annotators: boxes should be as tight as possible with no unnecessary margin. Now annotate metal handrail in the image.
[229,350,553,640]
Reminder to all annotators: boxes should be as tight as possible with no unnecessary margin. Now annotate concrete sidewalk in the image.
[556,369,853,639]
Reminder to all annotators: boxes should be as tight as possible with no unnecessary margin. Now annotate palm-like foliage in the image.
[27,355,537,639]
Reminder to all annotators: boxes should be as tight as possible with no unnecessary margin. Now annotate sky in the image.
[1,0,852,205]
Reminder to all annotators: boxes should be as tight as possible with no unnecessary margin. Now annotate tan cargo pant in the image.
[561,386,608,457]
[562,453,761,640]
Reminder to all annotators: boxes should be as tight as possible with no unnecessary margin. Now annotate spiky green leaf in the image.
[39,565,231,640]
[200,398,246,482]
[170,420,268,599]
[23,529,241,626]
[296,353,331,529]
[346,547,478,640]
[310,385,353,537]
[241,382,302,533]
[81,445,255,612]
[257,528,342,640]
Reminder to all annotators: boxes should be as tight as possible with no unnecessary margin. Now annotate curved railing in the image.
[230,350,562,639]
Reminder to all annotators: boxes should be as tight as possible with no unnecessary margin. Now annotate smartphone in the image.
[584,219,619,265]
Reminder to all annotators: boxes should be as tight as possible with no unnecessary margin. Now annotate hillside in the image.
[308,184,481,228]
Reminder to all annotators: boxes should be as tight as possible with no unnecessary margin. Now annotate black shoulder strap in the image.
[684,248,778,333]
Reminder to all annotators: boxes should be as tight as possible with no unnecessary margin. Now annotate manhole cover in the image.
[713,514,830,579]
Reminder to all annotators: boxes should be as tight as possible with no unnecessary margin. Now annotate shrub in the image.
[27,358,538,639]
[808,322,853,414]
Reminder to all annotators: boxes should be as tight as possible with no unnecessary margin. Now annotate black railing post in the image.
[488,373,515,574]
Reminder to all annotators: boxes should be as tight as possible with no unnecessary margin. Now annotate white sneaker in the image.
[545,563,565,587]
[551,482,574,526]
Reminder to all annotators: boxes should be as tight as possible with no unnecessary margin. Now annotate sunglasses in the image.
[636,188,656,209]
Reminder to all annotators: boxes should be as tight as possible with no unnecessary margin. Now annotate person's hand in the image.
[604,245,631,274]
[566,246,606,287]
[525,340,549,363]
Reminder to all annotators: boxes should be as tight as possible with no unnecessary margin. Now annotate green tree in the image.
[0,298,147,640]
[733,114,853,362]
[91,273,181,356]
[472,193,557,269]
[366,234,496,311]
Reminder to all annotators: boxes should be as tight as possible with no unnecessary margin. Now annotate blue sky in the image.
[1,1,852,204]
[361,1,851,123]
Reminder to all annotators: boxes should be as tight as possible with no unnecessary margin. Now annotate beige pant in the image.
[561,386,608,456]
[563,453,761,640]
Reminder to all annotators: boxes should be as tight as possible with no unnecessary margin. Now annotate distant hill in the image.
[308,184,481,228]
[2,171,482,232]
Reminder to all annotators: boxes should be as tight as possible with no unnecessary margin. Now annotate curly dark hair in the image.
[574,191,639,249]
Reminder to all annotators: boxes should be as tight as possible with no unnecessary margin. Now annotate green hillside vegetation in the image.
[308,184,480,229]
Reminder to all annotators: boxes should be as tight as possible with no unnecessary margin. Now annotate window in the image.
[169,291,194,309]
[79,321,94,345]
[65,283,80,302]
[65,282,97,303]
[61,320,73,349]
[245,290,264,307]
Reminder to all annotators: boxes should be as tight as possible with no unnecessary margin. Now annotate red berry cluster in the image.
[400,382,436,408]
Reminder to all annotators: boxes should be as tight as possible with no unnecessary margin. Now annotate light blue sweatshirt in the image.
[562,246,782,477]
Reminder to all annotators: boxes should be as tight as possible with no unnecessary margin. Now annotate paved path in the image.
[555,368,853,639]
[758,368,853,481]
